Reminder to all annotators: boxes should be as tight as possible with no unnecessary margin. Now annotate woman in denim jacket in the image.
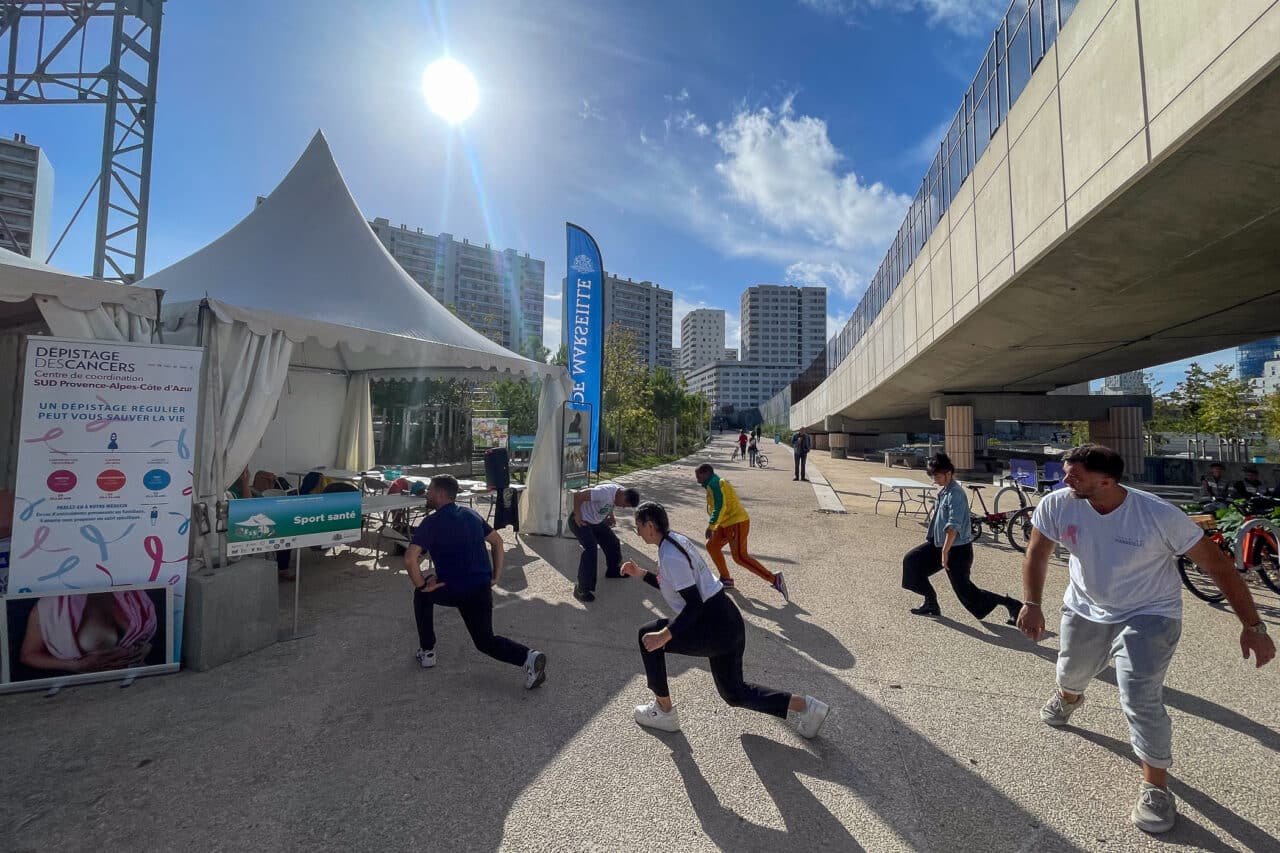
[902,453,1021,622]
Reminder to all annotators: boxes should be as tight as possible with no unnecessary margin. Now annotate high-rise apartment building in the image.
[562,273,673,371]
[684,361,801,415]
[1238,336,1280,380]
[679,308,726,375]
[739,285,826,369]
[369,218,544,355]
[1099,370,1150,395]
[724,348,738,361]
[0,134,53,261]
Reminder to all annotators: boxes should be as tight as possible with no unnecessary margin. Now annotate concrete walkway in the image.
[2,435,1277,852]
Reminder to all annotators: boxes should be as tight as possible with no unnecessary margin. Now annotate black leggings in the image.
[414,585,528,667]
[901,542,1011,619]
[639,591,791,718]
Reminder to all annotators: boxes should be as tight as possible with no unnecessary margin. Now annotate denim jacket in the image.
[929,480,972,547]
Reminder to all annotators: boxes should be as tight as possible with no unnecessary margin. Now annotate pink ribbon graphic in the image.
[85,395,117,432]
[25,427,68,455]
[18,525,71,559]
[144,535,186,582]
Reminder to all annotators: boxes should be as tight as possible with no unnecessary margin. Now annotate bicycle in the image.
[1178,498,1280,602]
[992,474,1040,515]
[755,451,769,469]
[964,484,1031,552]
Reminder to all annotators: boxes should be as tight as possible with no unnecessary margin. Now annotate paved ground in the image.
[3,435,1278,852]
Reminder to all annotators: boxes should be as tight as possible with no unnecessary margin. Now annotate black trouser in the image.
[639,591,791,718]
[794,452,807,479]
[748,448,757,467]
[568,514,621,592]
[901,541,1009,619]
[413,584,527,666]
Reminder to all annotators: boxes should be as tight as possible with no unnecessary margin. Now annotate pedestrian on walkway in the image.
[568,481,641,603]
[791,428,811,481]
[736,430,748,461]
[902,453,1021,623]
[747,432,759,468]
[403,475,547,690]
[620,501,829,737]
[694,463,787,597]
[1017,444,1275,834]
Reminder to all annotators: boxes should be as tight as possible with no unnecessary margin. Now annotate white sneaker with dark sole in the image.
[1131,782,1177,834]
[634,700,681,732]
[415,648,436,669]
[790,695,830,739]
[524,650,547,690]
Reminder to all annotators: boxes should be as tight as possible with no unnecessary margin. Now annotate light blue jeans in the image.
[1056,607,1182,769]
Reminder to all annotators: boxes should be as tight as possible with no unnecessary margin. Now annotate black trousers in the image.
[413,584,527,666]
[794,452,808,479]
[639,591,791,719]
[901,541,1007,619]
[568,515,622,592]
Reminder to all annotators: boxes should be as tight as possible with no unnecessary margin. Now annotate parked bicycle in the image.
[755,451,770,469]
[964,484,1032,552]
[992,474,1040,515]
[1178,497,1280,602]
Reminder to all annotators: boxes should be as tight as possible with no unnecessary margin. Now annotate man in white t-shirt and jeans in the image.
[568,482,641,603]
[1018,444,1274,834]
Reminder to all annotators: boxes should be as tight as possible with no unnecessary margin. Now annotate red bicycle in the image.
[1178,498,1280,603]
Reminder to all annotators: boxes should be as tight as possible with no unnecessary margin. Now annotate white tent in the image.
[147,131,569,547]
[0,249,160,487]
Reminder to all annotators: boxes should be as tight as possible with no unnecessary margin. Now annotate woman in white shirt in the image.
[620,501,830,737]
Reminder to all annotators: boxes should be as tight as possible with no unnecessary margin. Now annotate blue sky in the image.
[3,0,1236,387]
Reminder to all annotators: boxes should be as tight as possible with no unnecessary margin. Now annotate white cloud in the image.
[785,260,864,299]
[579,98,605,121]
[797,0,1008,36]
[827,311,850,339]
[714,101,911,253]
[666,87,691,103]
[543,311,562,349]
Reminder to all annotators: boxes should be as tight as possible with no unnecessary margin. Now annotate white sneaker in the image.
[415,648,436,669]
[524,650,547,690]
[790,695,830,739]
[634,700,682,732]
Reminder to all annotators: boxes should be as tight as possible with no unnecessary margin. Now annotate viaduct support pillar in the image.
[829,432,848,459]
[944,405,976,471]
[1088,406,1145,478]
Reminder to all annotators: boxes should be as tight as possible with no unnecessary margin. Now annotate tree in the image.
[602,323,652,459]
[1167,362,1213,437]
[521,336,551,364]
[1057,421,1089,447]
[651,367,683,455]
[492,378,541,435]
[551,343,569,367]
[1198,364,1254,439]
[1263,391,1280,445]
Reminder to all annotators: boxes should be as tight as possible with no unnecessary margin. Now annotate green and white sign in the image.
[226,492,363,557]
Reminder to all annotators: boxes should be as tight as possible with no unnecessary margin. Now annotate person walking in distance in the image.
[736,429,749,461]
[620,501,829,737]
[747,432,759,468]
[902,453,1021,623]
[403,475,548,689]
[568,481,641,603]
[1017,445,1275,834]
[695,463,787,597]
[791,428,811,481]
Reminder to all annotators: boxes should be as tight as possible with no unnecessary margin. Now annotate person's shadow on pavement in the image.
[735,596,858,671]
[937,618,1280,754]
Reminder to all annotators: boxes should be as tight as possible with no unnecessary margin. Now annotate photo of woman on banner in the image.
[8,589,167,682]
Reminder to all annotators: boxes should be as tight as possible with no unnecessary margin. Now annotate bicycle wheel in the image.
[1238,519,1280,594]
[992,485,1029,515]
[757,453,769,469]
[1177,555,1225,603]
[970,514,984,543]
[1006,507,1035,553]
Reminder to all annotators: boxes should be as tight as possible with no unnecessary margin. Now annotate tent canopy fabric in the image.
[0,248,159,333]
[151,131,554,379]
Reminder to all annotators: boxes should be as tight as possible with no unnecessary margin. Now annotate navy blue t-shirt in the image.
[411,503,495,591]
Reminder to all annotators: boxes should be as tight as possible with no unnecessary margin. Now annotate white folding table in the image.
[870,476,936,527]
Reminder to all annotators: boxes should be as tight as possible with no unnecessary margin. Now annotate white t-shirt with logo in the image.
[657,532,723,614]
[579,483,622,525]
[1031,487,1204,622]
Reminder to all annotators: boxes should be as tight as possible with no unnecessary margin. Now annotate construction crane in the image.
[0,0,164,283]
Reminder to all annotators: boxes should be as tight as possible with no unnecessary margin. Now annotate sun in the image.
[421,58,479,125]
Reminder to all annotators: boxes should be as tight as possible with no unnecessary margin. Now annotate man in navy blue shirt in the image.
[403,475,547,689]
